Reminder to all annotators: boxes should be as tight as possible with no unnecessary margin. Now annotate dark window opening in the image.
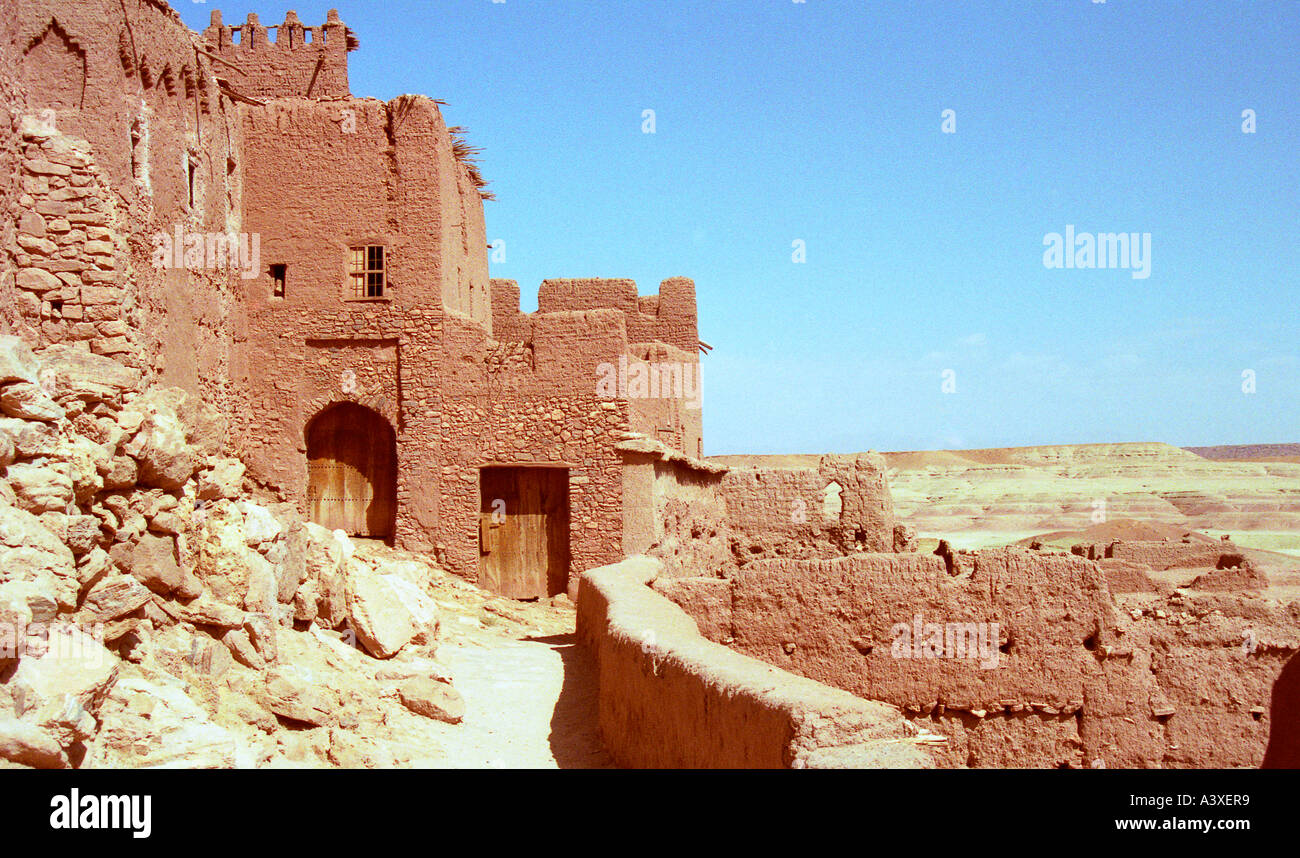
[50,299,63,315]
[349,245,385,298]
[270,263,286,298]
[187,156,197,208]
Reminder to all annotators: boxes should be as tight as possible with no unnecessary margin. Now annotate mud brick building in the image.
[3,3,704,598]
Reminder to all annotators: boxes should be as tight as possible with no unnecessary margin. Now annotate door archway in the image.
[305,402,396,538]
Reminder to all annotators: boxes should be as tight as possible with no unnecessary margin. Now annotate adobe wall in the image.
[239,93,490,329]
[491,277,703,458]
[576,555,934,768]
[658,548,1298,768]
[1104,538,1234,570]
[617,448,901,578]
[201,11,353,101]
[2,0,246,436]
[722,454,897,559]
[534,276,698,354]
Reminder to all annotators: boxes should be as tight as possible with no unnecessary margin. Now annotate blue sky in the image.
[178,1,1299,455]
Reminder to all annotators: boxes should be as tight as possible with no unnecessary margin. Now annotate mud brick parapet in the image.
[576,554,933,768]
[201,10,356,100]
[524,277,698,354]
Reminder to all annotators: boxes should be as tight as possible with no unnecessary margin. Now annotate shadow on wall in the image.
[1262,650,1300,768]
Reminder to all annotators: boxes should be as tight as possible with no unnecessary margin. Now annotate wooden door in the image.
[306,403,396,538]
[479,467,569,599]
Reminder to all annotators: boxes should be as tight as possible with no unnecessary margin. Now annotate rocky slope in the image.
[0,334,575,768]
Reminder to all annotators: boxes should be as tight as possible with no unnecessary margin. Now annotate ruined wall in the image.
[576,555,933,769]
[491,277,702,458]
[621,450,901,579]
[534,277,698,354]
[721,454,897,560]
[2,0,246,438]
[659,548,1297,768]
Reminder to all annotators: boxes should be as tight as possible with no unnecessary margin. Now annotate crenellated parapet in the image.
[201,9,357,100]
[492,277,699,354]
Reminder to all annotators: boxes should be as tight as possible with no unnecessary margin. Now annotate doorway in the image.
[479,466,570,599]
[305,402,397,538]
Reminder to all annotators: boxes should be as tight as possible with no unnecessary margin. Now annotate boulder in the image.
[187,635,232,678]
[0,417,59,459]
[81,574,152,620]
[9,624,118,748]
[398,676,465,724]
[243,553,278,614]
[101,455,137,490]
[237,501,282,546]
[37,344,141,405]
[124,410,197,490]
[129,387,225,458]
[0,336,39,385]
[0,382,64,422]
[0,501,78,611]
[6,462,74,514]
[274,524,307,604]
[344,559,420,659]
[262,666,339,727]
[220,628,266,670]
[61,436,107,503]
[0,717,68,768]
[197,459,244,500]
[82,672,239,768]
[168,597,245,629]
[193,503,256,603]
[126,533,201,598]
[64,514,100,555]
[243,613,278,664]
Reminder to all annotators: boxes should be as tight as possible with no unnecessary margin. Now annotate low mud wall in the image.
[656,548,1297,768]
[576,555,932,768]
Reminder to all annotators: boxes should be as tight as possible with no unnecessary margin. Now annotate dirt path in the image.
[434,633,612,769]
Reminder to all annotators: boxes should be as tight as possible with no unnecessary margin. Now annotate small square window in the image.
[349,245,385,298]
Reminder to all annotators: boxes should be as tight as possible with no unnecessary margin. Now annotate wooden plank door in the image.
[306,403,396,538]
[479,468,569,599]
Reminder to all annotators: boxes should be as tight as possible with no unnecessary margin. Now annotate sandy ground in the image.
[433,633,611,769]
[363,542,612,769]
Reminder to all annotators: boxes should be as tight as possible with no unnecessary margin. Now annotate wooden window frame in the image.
[348,245,387,300]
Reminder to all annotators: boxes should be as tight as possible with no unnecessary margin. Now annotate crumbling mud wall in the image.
[2,0,247,442]
[657,547,1297,768]
[576,555,933,768]
[620,450,901,578]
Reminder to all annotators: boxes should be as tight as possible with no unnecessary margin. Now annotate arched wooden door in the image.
[305,403,396,538]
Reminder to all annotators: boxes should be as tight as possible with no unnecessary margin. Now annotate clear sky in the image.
[177,1,1299,455]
